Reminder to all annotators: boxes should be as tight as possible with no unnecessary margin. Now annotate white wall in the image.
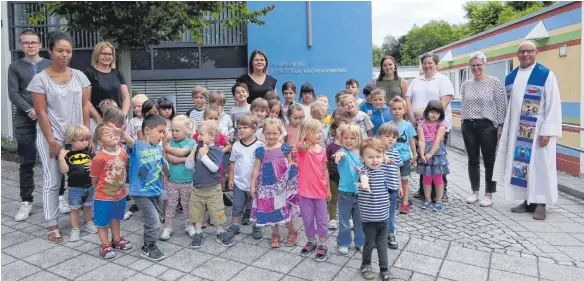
[1,1,14,139]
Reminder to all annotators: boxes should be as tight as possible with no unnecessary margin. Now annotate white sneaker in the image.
[350,219,354,230]
[123,211,134,220]
[338,246,349,255]
[186,226,196,238]
[479,197,493,207]
[160,228,172,241]
[15,202,33,222]
[59,196,71,214]
[328,219,338,230]
[70,228,80,242]
[84,221,98,234]
[466,193,479,204]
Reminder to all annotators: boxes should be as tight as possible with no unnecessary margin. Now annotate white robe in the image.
[493,63,563,204]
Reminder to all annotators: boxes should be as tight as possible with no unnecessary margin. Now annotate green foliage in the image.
[373,45,383,67]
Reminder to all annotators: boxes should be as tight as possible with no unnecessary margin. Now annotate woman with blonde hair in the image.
[84,41,131,132]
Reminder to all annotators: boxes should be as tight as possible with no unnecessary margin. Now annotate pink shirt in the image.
[297,146,328,199]
[420,120,445,142]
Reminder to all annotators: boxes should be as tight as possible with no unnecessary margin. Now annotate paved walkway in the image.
[2,149,584,281]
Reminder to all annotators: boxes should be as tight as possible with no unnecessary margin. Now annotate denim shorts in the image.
[93,199,126,227]
[68,186,95,210]
[400,159,411,180]
[232,185,252,218]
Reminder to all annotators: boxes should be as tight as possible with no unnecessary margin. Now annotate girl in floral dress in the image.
[250,118,300,248]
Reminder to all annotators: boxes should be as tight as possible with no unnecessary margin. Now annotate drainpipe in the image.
[307,1,312,47]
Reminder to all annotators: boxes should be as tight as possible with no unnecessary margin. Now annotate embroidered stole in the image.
[504,63,549,188]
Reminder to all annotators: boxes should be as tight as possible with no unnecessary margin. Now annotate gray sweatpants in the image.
[36,132,65,227]
[133,196,163,246]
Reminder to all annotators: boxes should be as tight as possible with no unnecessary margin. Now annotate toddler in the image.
[264,90,279,102]
[186,86,208,130]
[325,119,347,230]
[126,94,149,139]
[368,89,393,136]
[253,98,287,142]
[345,78,363,105]
[210,91,234,139]
[231,83,251,137]
[310,102,330,147]
[157,97,176,137]
[299,83,315,117]
[281,81,297,122]
[358,84,375,114]
[284,103,305,161]
[339,94,373,138]
[268,99,285,123]
[315,95,333,125]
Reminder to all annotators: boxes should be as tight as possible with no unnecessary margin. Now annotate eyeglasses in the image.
[517,50,536,55]
[20,41,40,46]
[470,64,484,68]
[100,52,114,57]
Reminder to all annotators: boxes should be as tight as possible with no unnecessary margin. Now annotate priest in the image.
[493,41,562,220]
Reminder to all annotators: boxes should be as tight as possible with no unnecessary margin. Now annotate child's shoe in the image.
[422,201,432,210]
[399,204,410,214]
[388,233,399,249]
[433,203,444,212]
[58,196,71,214]
[241,214,251,225]
[111,237,132,250]
[328,219,338,230]
[160,228,172,241]
[314,244,329,262]
[287,228,299,247]
[217,232,234,247]
[141,244,165,261]
[101,243,116,259]
[228,224,240,235]
[380,270,391,281]
[300,241,317,256]
[190,233,203,248]
[338,246,349,255]
[270,235,281,248]
[70,228,80,242]
[84,221,98,234]
[360,265,375,280]
[252,225,263,240]
[186,225,197,238]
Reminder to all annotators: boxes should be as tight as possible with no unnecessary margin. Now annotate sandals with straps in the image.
[112,237,132,250]
[47,229,64,243]
[270,235,281,248]
[101,243,116,259]
[287,228,299,247]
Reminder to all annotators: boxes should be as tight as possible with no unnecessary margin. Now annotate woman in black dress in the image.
[236,49,277,104]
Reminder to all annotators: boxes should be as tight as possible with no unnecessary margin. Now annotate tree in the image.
[373,45,383,67]
[30,1,274,91]
[381,35,398,57]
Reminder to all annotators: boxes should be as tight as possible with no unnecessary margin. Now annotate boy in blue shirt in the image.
[119,114,169,261]
[359,84,375,114]
[368,89,393,136]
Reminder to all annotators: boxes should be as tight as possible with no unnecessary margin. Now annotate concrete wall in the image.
[247,1,372,110]
[1,1,14,139]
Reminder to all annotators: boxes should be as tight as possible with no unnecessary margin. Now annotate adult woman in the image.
[84,41,130,130]
[374,56,408,102]
[460,52,506,207]
[29,31,91,243]
[236,49,277,104]
[406,53,455,201]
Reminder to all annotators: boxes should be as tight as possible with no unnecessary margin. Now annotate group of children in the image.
[55,78,450,281]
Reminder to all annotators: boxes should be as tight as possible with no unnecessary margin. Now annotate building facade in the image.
[431,1,584,176]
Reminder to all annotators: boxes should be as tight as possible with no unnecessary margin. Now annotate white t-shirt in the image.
[406,72,455,131]
[229,138,263,191]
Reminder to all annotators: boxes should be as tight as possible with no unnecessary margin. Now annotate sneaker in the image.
[241,215,251,226]
[141,244,166,261]
[479,197,493,207]
[160,228,172,241]
[399,204,410,214]
[70,228,80,242]
[338,246,349,255]
[216,231,234,247]
[84,221,98,234]
[228,224,240,235]
[15,202,33,222]
[466,193,479,204]
[252,225,263,240]
[58,196,71,214]
[101,243,116,259]
[360,265,376,280]
[328,219,338,230]
[433,203,444,212]
[123,210,134,220]
[314,244,329,262]
[190,233,203,248]
[300,241,317,256]
[388,233,399,249]
[186,226,197,238]
[380,270,391,281]
[422,201,432,210]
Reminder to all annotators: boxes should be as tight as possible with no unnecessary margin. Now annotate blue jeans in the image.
[337,191,365,247]
[387,190,398,233]
[68,186,95,210]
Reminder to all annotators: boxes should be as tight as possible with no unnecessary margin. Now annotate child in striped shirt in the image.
[357,138,402,281]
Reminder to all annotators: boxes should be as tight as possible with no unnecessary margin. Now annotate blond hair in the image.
[390,96,407,109]
[132,94,149,105]
[192,86,209,98]
[310,102,326,116]
[209,91,226,106]
[172,115,196,136]
[360,138,385,155]
[377,123,399,137]
[370,88,386,99]
[263,117,284,134]
[198,120,219,137]
[339,94,357,107]
[341,123,363,148]
[91,41,116,68]
[250,98,269,112]
[102,106,125,128]
[65,124,91,144]
[297,118,322,144]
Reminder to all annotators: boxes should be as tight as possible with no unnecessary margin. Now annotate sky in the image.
[372,0,468,46]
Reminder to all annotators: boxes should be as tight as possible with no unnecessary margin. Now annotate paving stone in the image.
[128,258,155,271]
[410,272,437,281]
[1,231,35,248]
[111,253,140,266]
[490,253,538,277]
[23,245,82,269]
[3,237,57,258]
[125,273,163,281]
[252,250,304,274]
[439,260,488,281]
[191,257,247,281]
[538,260,584,281]
[230,266,285,281]
[76,263,138,281]
[1,253,16,266]
[218,241,269,265]
[142,264,169,277]
[160,249,214,273]
[280,275,308,281]
[446,245,491,268]
[547,222,584,233]
[158,269,186,281]
[536,232,584,246]
[20,271,68,281]
[556,246,584,261]
[46,253,107,279]
[1,260,42,281]
[404,238,449,259]
[289,258,343,281]
[487,269,538,281]
[393,251,442,276]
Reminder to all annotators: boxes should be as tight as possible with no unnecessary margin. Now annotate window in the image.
[200,46,247,69]
[484,61,508,82]
[153,48,199,70]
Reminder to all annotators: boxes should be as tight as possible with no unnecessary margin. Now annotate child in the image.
[264,90,279,102]
[358,84,375,114]
[160,115,197,241]
[417,100,449,212]
[325,119,347,230]
[284,103,305,161]
[377,123,404,250]
[310,103,330,147]
[339,94,373,138]
[345,78,363,105]
[250,118,300,247]
[186,86,208,130]
[157,97,176,137]
[357,138,402,281]
[297,118,331,262]
[368,89,393,137]
[299,83,315,117]
[268,99,285,123]
[209,91,234,139]
[187,120,233,248]
[231,83,251,137]
[58,124,96,242]
[127,94,149,139]
[316,95,333,125]
[281,81,297,122]
[388,96,417,214]
[90,124,131,259]
[119,114,169,261]
[334,90,347,108]
[228,115,263,237]
[253,98,286,142]
[333,124,365,255]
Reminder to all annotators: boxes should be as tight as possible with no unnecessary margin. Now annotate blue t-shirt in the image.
[168,138,196,183]
[129,140,167,197]
[337,147,363,193]
[388,120,416,161]
[370,105,393,136]
[359,101,375,114]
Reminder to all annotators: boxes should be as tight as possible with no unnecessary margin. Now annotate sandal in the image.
[270,235,281,248]
[111,237,132,250]
[101,243,116,259]
[47,229,64,243]
[287,228,299,247]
